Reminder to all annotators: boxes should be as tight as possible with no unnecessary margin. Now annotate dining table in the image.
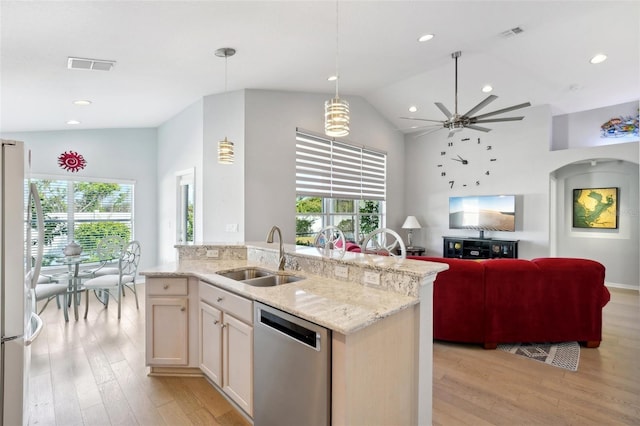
[51,254,91,321]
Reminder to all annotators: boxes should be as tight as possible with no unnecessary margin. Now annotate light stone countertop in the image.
[142,257,439,335]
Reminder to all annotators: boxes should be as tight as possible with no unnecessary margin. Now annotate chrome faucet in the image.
[266,225,285,271]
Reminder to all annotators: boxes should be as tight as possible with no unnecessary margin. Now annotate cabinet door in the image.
[223,314,253,416]
[146,297,189,365]
[199,301,223,385]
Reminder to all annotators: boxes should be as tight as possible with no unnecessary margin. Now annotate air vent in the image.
[499,27,524,38]
[67,57,116,71]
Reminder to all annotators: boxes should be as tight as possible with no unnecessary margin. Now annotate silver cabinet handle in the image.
[213,320,220,325]
[163,284,169,290]
[180,306,186,312]
[217,297,223,302]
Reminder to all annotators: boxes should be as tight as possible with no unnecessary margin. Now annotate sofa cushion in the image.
[482,259,547,343]
[531,257,610,342]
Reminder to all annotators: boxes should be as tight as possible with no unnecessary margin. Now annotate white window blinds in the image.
[28,178,134,266]
[295,129,386,200]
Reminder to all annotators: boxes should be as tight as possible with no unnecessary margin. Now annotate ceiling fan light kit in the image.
[401,51,531,138]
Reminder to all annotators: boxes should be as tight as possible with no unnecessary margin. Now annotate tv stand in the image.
[443,236,518,259]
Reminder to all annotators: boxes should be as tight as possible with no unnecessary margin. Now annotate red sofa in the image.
[408,256,611,349]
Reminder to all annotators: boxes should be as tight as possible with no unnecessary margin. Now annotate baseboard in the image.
[605,282,639,292]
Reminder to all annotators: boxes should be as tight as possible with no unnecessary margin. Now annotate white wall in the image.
[552,159,639,288]
[202,90,245,243]
[404,104,553,258]
[404,101,639,289]
[157,100,204,264]
[242,89,405,243]
[1,128,159,272]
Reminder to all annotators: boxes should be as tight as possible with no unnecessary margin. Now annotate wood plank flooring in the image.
[29,284,250,426]
[433,288,640,425]
[30,284,639,425]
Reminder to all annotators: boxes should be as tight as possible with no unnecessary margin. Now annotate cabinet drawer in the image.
[199,282,253,324]
[147,277,188,296]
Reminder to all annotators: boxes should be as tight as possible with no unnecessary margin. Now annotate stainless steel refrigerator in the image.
[1,140,44,426]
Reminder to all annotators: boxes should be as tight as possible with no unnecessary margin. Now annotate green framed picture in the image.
[572,187,619,229]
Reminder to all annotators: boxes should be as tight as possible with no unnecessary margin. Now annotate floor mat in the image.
[497,341,580,371]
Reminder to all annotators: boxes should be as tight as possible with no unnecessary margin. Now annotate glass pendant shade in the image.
[324,97,350,137]
[218,137,234,164]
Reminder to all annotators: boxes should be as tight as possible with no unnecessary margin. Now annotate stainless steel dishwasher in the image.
[253,302,331,426]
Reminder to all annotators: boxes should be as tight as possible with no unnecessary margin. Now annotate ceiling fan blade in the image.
[413,127,445,138]
[466,124,492,132]
[434,102,453,119]
[472,102,532,120]
[461,95,498,118]
[399,116,445,124]
[473,116,525,123]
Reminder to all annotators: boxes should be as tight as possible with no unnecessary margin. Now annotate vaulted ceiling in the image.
[1,1,638,134]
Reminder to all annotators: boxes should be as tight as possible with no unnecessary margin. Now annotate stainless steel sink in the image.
[216,267,304,287]
[242,273,305,287]
[216,267,273,281]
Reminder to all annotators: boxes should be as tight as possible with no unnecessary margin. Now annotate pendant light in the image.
[215,47,236,164]
[324,0,350,137]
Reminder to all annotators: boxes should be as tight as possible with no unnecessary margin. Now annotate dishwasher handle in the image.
[258,308,321,351]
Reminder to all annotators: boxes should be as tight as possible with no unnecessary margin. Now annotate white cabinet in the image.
[146,277,189,366]
[199,301,222,384]
[199,281,253,416]
[223,313,253,414]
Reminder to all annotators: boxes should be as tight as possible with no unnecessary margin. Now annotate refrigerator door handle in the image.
[29,182,45,289]
[24,312,43,346]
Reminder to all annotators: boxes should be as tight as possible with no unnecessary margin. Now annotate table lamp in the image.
[402,216,422,247]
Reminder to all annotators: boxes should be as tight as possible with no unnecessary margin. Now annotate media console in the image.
[443,236,518,259]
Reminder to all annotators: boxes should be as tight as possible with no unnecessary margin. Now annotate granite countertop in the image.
[142,259,424,335]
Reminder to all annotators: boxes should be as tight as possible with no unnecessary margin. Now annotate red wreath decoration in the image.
[57,151,87,172]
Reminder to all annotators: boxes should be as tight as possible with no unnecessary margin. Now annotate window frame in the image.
[29,174,135,268]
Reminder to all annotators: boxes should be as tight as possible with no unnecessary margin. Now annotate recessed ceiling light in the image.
[589,54,607,64]
[327,75,338,81]
[408,106,418,113]
[417,34,434,42]
[73,100,92,106]
[481,85,493,93]
[66,120,81,125]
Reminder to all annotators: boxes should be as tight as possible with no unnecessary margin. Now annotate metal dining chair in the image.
[30,273,71,321]
[79,235,125,279]
[313,225,346,259]
[360,228,407,258]
[82,240,141,319]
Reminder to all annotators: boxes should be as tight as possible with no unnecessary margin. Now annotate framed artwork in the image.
[572,187,619,229]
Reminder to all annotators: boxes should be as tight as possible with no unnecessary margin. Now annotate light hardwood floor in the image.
[30,284,638,425]
[29,284,250,426]
[433,288,640,425]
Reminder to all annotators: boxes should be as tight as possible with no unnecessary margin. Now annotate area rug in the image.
[497,342,580,371]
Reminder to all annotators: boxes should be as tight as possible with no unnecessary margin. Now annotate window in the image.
[29,177,134,266]
[295,129,386,245]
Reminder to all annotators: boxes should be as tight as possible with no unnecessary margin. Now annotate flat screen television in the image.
[449,195,516,237]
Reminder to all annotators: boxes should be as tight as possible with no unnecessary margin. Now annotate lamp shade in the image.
[402,216,422,229]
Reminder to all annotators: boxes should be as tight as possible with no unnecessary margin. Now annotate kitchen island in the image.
[141,242,448,425]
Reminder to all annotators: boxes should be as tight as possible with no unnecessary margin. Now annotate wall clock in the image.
[436,137,496,189]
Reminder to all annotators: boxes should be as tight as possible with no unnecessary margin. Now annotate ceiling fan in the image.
[401,51,531,138]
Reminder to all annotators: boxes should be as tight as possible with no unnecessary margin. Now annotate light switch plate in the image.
[206,249,219,258]
[364,271,380,285]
